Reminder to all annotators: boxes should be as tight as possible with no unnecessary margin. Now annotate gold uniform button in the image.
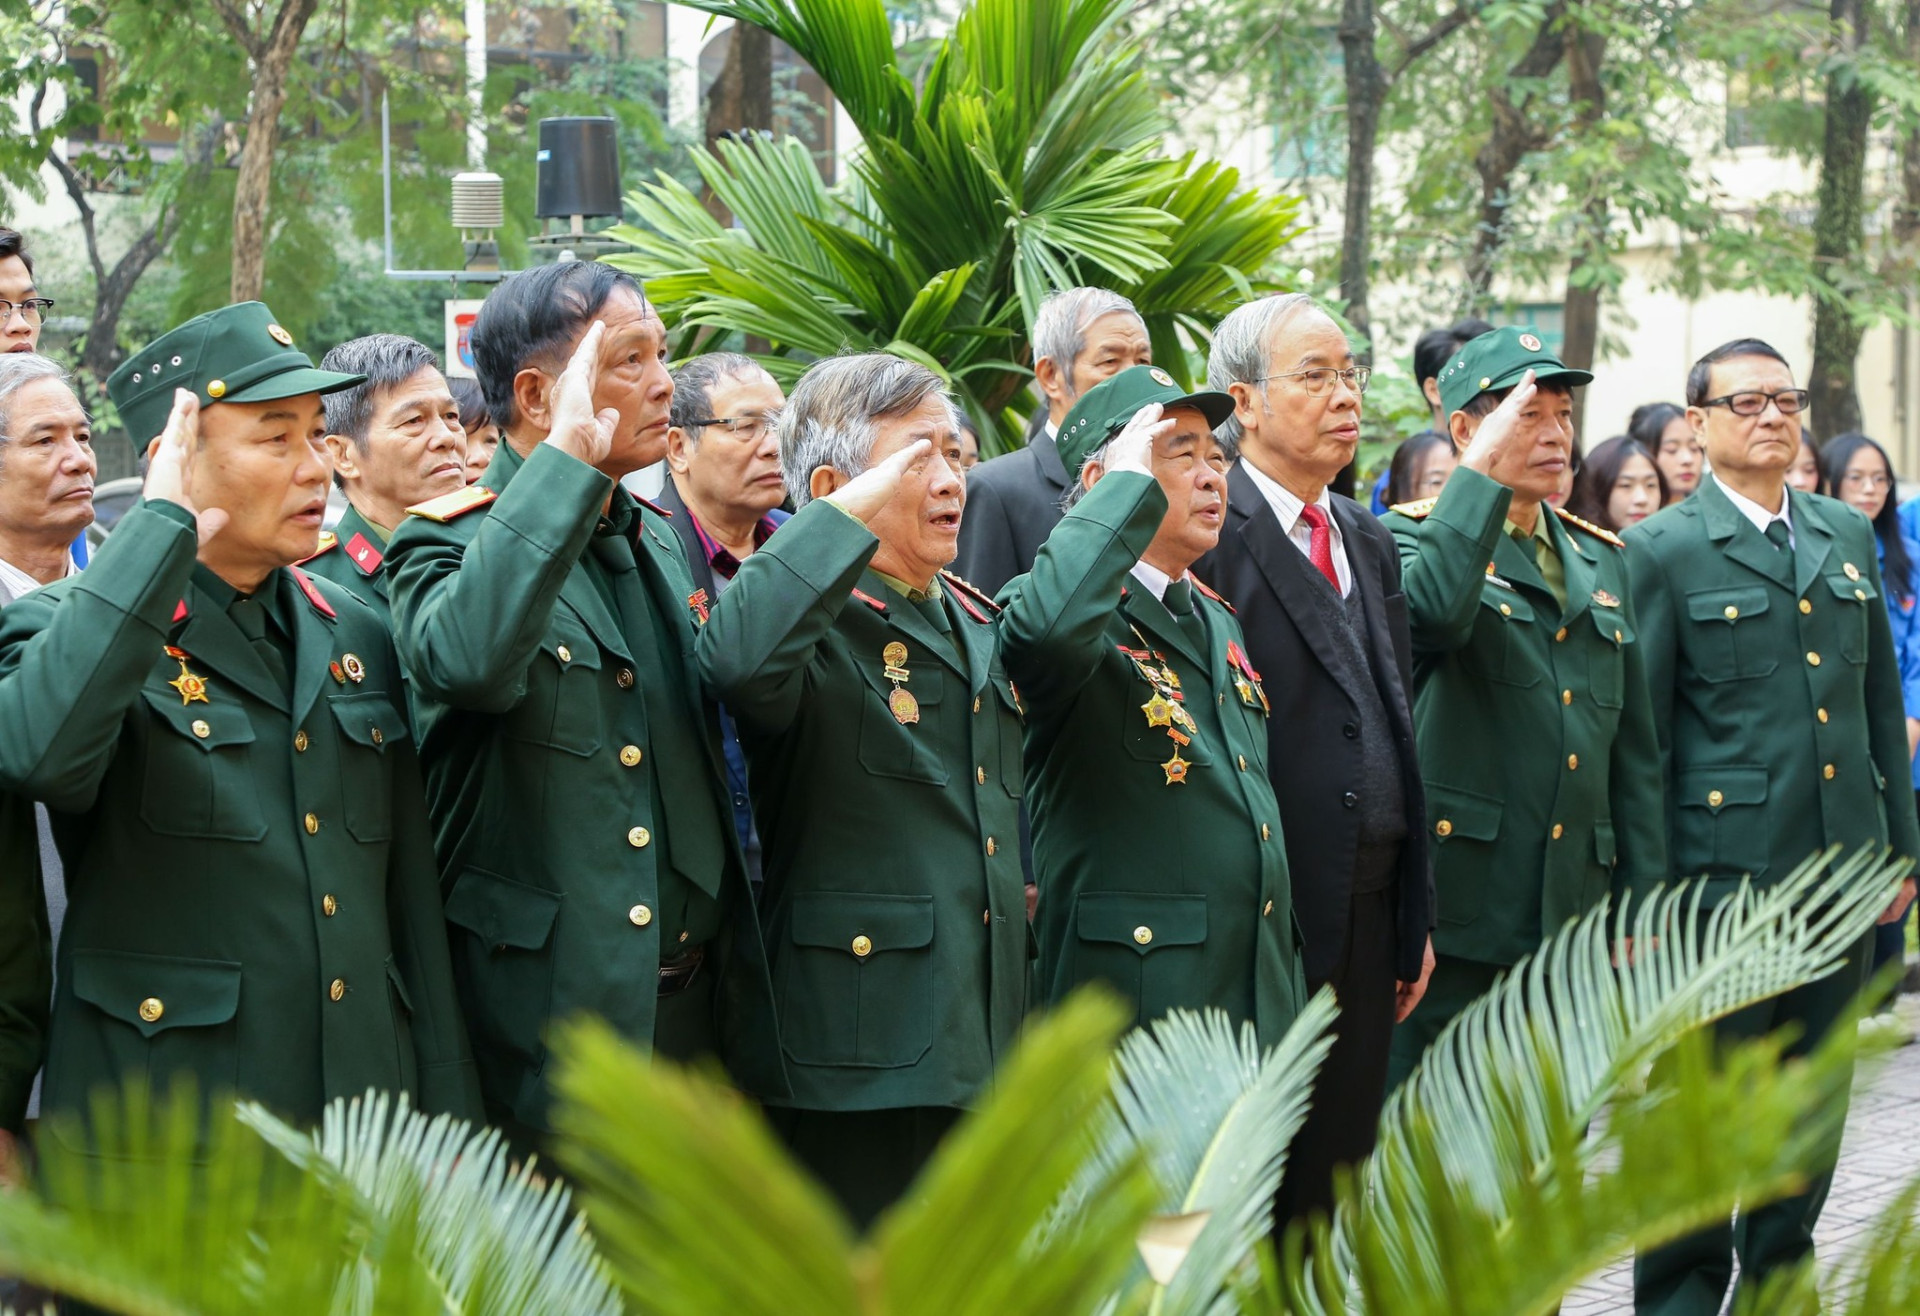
[986,836,999,856]
[617,667,635,689]
[1723,605,1739,620]
[1551,823,1564,840]
[1499,603,1512,616]
[976,766,987,785]
[852,934,873,958]
[294,729,309,752]
[206,378,226,398]
[329,978,346,1002]
[1237,754,1247,771]
[1707,790,1724,807]
[1262,900,1274,916]
[1614,629,1623,643]
[1567,754,1579,771]
[1807,651,1821,667]
[370,727,384,746]
[191,719,210,739]
[304,812,319,835]
[322,894,338,917]
[973,696,982,714]
[1824,763,1836,780]
[138,997,164,1023]
[1555,627,1569,643]
[1260,823,1272,841]
[1562,689,1573,705]
[620,745,643,767]
[1818,707,1830,723]
[1856,588,1868,602]
[557,645,572,663]
[1436,819,1454,838]
[1800,599,1813,615]
[629,904,652,927]
[628,826,651,848]
[1133,925,1153,945]
[678,931,689,943]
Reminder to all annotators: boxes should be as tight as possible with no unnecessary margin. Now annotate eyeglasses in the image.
[688,412,781,442]
[1254,366,1372,396]
[0,298,54,325]
[1700,389,1810,417]
[1841,470,1892,491]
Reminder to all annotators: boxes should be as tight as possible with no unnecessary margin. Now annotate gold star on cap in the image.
[1149,367,1175,386]
[267,323,294,346]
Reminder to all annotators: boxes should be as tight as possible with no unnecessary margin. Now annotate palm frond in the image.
[1821,1180,1920,1313]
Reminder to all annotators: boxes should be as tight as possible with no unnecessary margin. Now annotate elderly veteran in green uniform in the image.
[696,353,1027,1228]
[999,364,1304,1044]
[384,261,781,1152]
[0,302,481,1141]
[1382,327,1666,1087]
[300,334,470,626]
[1626,337,1920,1316]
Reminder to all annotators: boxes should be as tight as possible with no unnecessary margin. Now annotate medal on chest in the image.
[1123,626,1197,784]
[1226,640,1270,713]
[882,641,919,725]
[164,645,211,705]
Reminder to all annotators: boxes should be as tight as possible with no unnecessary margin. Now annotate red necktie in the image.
[1299,503,1340,592]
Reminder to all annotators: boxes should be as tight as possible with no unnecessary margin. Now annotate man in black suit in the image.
[1196,293,1435,1225]
[953,287,1151,594]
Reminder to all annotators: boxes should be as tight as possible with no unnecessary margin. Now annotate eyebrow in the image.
[1292,351,1354,368]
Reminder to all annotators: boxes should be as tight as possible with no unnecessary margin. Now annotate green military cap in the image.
[1437,326,1594,419]
[108,301,365,448]
[1055,364,1237,474]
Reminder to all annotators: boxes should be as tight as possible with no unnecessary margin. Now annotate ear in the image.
[323,433,361,482]
[1685,406,1708,441]
[1228,380,1260,428]
[1423,377,1443,410]
[808,466,844,503]
[665,426,694,474]
[513,367,552,434]
[1448,410,1474,452]
[1034,356,1066,407]
[1080,460,1103,495]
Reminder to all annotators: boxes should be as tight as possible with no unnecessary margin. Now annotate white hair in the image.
[1205,294,1328,450]
[780,353,957,508]
[1032,287,1143,390]
[0,353,77,471]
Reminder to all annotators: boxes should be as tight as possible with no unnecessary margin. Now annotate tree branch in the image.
[1388,3,1479,82]
[208,0,264,59]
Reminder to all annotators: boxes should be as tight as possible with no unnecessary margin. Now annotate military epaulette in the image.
[850,587,889,613]
[297,530,339,564]
[1189,574,1237,614]
[1389,497,1438,519]
[289,567,337,620]
[1555,506,1624,548]
[343,532,384,576]
[939,570,1002,620]
[406,485,498,523]
[635,495,674,519]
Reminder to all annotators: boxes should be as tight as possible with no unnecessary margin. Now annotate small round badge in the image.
[341,652,366,683]
[207,379,226,398]
[268,323,294,346]
[1149,367,1175,387]
[1519,333,1543,352]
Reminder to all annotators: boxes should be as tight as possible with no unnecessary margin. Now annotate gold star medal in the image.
[167,654,211,706]
[1142,694,1176,728]
[1234,675,1257,705]
[1162,750,1190,785]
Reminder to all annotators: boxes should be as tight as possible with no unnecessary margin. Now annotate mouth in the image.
[290,500,327,526]
[429,460,465,479]
[754,471,787,486]
[60,484,96,502]
[1196,503,1224,523]
[928,508,962,533]
[1536,458,1567,474]
[1326,424,1360,442]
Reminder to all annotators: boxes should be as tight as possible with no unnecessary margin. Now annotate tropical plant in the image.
[602,0,1305,452]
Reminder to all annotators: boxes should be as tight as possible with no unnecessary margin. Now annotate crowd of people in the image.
[0,220,1917,1315]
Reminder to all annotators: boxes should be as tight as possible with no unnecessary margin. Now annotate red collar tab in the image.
[938,569,1003,616]
[850,587,888,613]
[290,567,337,620]
[345,533,384,576]
[950,590,989,625]
[637,495,673,519]
[1191,575,1235,613]
[172,599,189,624]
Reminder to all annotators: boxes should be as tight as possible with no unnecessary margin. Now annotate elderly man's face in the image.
[188,393,333,581]
[1452,384,1576,505]
[523,288,673,477]
[1229,310,1360,483]
[0,257,38,354]
[1038,311,1151,422]
[0,376,95,545]
[865,394,966,588]
[1690,353,1800,483]
[326,365,467,530]
[667,368,787,522]
[1142,405,1230,571]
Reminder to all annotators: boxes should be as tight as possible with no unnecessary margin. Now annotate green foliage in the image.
[605,0,1304,452]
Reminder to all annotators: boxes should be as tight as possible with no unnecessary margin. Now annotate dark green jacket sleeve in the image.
[1608,578,1670,903]
[0,793,48,1132]
[1390,467,1513,655]
[0,502,197,810]
[387,443,610,712]
[1623,529,1682,882]
[998,471,1166,706]
[695,498,877,735]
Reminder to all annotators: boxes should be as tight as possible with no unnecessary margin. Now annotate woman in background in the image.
[1384,430,1456,507]
[1787,432,1823,495]
[451,375,500,482]
[1629,401,1699,506]
[1568,434,1668,532]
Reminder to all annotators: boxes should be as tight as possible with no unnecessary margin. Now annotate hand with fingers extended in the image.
[1101,402,1175,480]
[1458,368,1540,480]
[142,388,229,548]
[544,321,620,468]
[824,438,935,524]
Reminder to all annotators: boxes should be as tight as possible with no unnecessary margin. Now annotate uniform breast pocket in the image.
[1827,573,1878,665]
[138,691,267,841]
[780,892,935,1069]
[857,671,949,785]
[1587,606,1633,709]
[1461,589,1540,688]
[506,629,604,757]
[1070,892,1207,1032]
[1674,765,1769,881]
[1121,666,1212,766]
[328,694,407,842]
[1682,587,1778,682]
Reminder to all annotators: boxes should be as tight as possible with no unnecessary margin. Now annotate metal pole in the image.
[466,0,487,170]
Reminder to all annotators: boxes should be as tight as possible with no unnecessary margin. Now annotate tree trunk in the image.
[1560,21,1607,438]
[222,0,322,303]
[1808,0,1873,438]
[702,21,776,224]
[1462,4,1567,311]
[1337,0,1383,360]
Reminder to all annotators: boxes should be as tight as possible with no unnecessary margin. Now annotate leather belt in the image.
[657,945,707,996]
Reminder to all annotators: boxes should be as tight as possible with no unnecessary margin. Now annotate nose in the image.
[927,454,963,498]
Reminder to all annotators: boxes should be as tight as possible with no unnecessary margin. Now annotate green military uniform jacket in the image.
[1382,467,1667,966]
[695,498,1028,1113]
[999,471,1305,1045]
[0,502,481,1138]
[300,503,394,627]
[1624,477,1920,888]
[386,440,783,1134]
[0,790,49,1132]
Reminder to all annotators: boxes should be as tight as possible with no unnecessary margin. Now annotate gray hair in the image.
[319,334,442,448]
[781,353,955,509]
[1061,439,1113,512]
[1032,287,1143,390]
[670,352,772,449]
[0,353,77,471]
[1206,293,1327,450]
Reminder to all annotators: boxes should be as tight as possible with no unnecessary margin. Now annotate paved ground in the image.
[1563,998,1920,1314]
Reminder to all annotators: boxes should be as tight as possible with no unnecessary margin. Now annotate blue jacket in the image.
[1885,499,1920,785]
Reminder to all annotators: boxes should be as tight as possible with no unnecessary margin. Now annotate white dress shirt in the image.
[0,551,73,601]
[1128,558,1181,603]
[1240,459,1354,596]
[1717,479,1796,549]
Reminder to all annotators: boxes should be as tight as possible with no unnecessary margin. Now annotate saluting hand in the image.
[1102,402,1175,479]
[1459,369,1538,479]
[824,438,935,524]
[142,388,229,548]
[545,321,620,468]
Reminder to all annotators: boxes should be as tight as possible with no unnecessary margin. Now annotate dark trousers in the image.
[1632,931,1872,1316]
[1385,953,1506,1093]
[1276,887,1399,1226]
[771,1105,963,1230]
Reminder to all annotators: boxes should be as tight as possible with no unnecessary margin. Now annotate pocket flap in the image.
[71,949,242,1038]
[1677,765,1769,813]
[385,956,414,1014]
[1827,573,1880,604]
[1686,586,1770,624]
[1428,783,1503,842]
[142,689,257,752]
[329,695,408,751]
[444,868,562,950]
[1593,820,1617,868]
[1482,587,1534,622]
[1075,892,1207,954]
[1592,605,1634,645]
[790,892,935,956]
